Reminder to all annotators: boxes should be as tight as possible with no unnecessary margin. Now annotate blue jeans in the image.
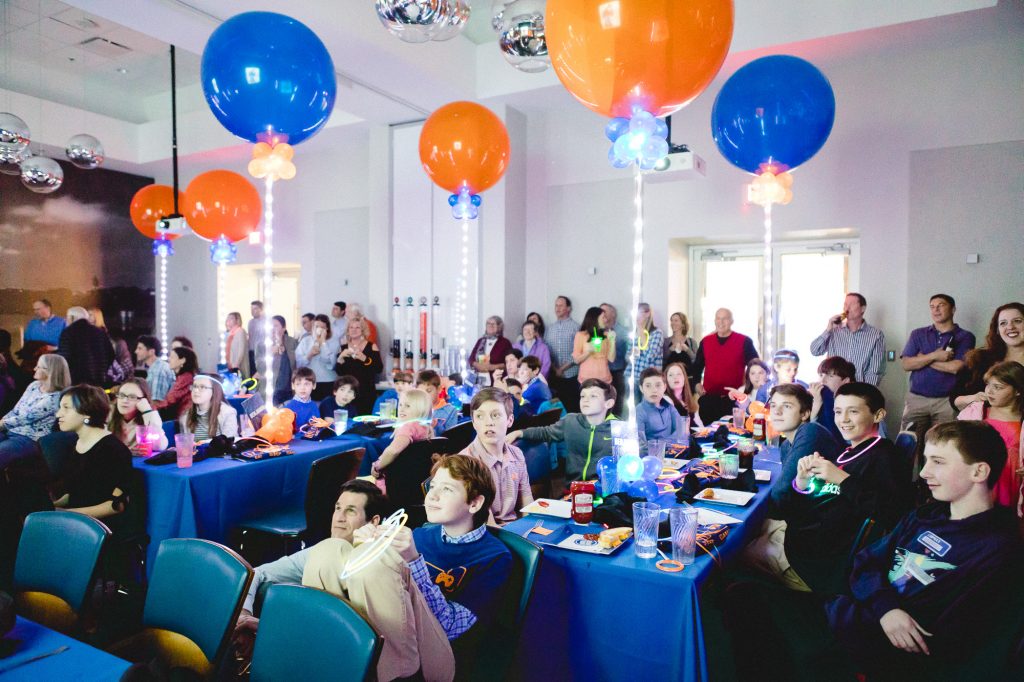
[0,431,41,469]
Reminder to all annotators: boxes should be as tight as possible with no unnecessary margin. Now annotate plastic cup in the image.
[679,416,690,446]
[738,439,757,469]
[647,439,666,464]
[174,433,195,468]
[632,502,660,559]
[670,506,699,565]
[720,452,739,479]
[134,424,161,457]
[334,410,348,434]
[732,408,745,429]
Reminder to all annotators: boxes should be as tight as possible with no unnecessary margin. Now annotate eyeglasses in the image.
[116,393,142,401]
[190,385,214,392]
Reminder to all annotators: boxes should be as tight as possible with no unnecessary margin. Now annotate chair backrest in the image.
[14,511,111,617]
[488,526,543,631]
[161,420,177,446]
[533,408,562,428]
[894,431,918,476]
[386,438,445,509]
[250,584,382,682]
[439,421,476,453]
[36,431,78,479]
[143,538,252,665]
[303,448,365,543]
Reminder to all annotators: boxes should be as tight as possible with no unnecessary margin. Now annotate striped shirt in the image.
[628,328,665,385]
[459,440,533,524]
[810,321,886,385]
[547,317,580,379]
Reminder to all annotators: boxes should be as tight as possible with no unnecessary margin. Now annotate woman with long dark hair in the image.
[572,306,616,384]
[107,378,168,453]
[296,313,339,401]
[179,374,241,440]
[952,302,1024,410]
[153,345,198,419]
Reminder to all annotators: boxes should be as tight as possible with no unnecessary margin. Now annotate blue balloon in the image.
[626,479,659,501]
[605,117,630,142]
[711,55,835,174]
[641,455,662,481]
[654,117,669,140]
[201,12,337,145]
[448,194,459,206]
[608,146,630,169]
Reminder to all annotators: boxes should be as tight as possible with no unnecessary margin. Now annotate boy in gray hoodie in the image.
[507,379,617,483]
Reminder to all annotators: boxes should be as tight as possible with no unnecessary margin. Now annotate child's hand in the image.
[390,526,419,562]
[137,398,154,414]
[807,454,848,485]
[794,455,815,490]
[506,430,522,444]
[880,609,931,655]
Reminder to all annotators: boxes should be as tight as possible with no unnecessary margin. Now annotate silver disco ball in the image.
[432,1,471,41]
[0,147,30,176]
[376,0,444,43]
[20,155,64,194]
[65,133,105,169]
[492,0,549,73]
[0,112,31,154]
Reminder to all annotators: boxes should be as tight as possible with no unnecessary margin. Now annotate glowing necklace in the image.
[836,435,882,467]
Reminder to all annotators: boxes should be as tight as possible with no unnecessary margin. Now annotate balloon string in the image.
[763,203,773,358]
[262,176,275,408]
[627,167,645,431]
[218,261,227,366]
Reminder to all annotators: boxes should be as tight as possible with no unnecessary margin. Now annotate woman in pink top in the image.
[957,361,1023,512]
[572,306,616,384]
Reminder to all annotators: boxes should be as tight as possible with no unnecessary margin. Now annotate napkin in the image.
[675,467,757,503]
[593,492,646,527]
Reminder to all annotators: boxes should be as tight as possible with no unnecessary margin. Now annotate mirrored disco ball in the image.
[432,0,471,41]
[376,0,444,43]
[492,0,548,73]
[0,112,31,154]
[65,133,105,169]
[20,155,64,194]
[0,148,30,176]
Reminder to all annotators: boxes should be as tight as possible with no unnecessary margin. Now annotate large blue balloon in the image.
[201,12,337,145]
[711,55,835,174]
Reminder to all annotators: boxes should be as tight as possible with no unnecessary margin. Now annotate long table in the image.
[0,617,131,681]
[133,434,379,570]
[506,449,782,681]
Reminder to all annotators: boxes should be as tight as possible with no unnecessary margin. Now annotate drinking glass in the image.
[647,439,666,464]
[174,433,195,468]
[678,416,690,446]
[732,408,745,429]
[632,502,660,559]
[134,424,161,457]
[720,452,739,479]
[670,506,699,565]
[334,410,349,434]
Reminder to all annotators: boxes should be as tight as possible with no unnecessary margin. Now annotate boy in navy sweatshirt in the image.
[635,367,686,448]
[725,420,1023,681]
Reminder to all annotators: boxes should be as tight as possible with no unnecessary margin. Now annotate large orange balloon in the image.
[184,170,262,242]
[547,0,735,118]
[419,102,510,195]
[130,184,184,240]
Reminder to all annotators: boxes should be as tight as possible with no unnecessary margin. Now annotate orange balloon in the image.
[419,101,510,195]
[184,170,262,242]
[547,0,735,118]
[129,184,184,240]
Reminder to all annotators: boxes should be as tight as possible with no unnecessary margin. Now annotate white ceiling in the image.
[0,0,1015,163]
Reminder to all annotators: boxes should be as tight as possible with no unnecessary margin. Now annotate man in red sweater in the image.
[692,308,760,424]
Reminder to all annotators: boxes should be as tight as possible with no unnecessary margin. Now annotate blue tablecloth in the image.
[0,617,131,681]
[506,450,782,681]
[134,434,379,571]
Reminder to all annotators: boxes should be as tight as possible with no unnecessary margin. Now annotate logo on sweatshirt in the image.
[888,548,957,591]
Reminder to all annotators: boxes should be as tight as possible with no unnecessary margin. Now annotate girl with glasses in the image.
[107,378,168,454]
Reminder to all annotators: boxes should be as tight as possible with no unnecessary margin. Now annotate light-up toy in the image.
[339,508,410,580]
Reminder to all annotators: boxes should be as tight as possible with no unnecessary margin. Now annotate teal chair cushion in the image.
[143,538,252,663]
[238,508,306,537]
[250,584,381,682]
[14,511,111,613]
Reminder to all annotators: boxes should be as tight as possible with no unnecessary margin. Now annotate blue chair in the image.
[894,430,918,477]
[456,526,543,680]
[161,420,177,447]
[250,585,382,682]
[111,538,252,678]
[438,421,475,453]
[13,511,111,634]
[236,448,365,560]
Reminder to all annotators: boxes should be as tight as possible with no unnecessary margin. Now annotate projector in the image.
[647,150,706,183]
[156,215,188,236]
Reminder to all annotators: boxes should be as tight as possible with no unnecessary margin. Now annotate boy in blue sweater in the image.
[282,367,319,431]
[635,367,686,447]
[725,420,1023,681]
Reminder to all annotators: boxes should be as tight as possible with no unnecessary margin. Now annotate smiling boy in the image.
[460,387,533,525]
[777,383,913,593]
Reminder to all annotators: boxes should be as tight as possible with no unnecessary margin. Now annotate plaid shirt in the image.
[810,321,886,385]
[146,359,176,402]
[460,440,533,524]
[406,524,489,639]
[628,328,664,385]
[548,317,579,379]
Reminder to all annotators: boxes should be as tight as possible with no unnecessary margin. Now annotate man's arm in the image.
[809,330,831,357]
[242,549,310,614]
[930,359,964,374]
[863,331,886,385]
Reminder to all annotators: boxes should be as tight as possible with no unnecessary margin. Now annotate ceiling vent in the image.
[78,37,133,58]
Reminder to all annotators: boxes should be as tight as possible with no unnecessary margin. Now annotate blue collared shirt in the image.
[24,316,65,346]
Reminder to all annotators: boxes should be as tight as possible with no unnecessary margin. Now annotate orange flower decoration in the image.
[248,142,296,181]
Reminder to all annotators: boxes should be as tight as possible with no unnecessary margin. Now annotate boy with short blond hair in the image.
[459,387,533,525]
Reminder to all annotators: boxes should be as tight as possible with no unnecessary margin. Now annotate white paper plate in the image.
[739,468,772,482]
[662,459,687,470]
[555,533,630,555]
[693,488,756,506]
[520,499,572,519]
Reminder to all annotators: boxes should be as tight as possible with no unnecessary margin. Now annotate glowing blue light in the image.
[449,187,481,220]
[617,454,644,483]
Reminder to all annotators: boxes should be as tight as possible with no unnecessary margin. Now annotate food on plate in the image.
[598,527,633,549]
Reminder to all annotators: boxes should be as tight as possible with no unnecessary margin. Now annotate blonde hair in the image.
[347,318,370,339]
[37,354,70,392]
[89,307,106,330]
[401,388,433,420]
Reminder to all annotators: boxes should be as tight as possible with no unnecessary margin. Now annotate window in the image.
[689,240,859,383]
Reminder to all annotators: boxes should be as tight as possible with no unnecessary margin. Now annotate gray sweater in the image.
[522,413,618,482]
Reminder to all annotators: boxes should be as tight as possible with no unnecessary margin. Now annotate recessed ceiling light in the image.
[117,67,128,74]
